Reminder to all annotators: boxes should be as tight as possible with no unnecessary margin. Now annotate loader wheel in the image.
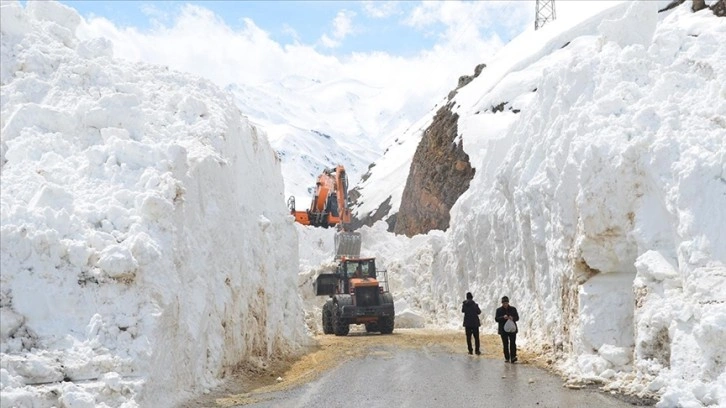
[379,316,394,334]
[332,304,349,336]
[322,301,334,334]
[365,323,379,333]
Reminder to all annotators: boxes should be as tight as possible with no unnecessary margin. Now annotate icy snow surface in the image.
[1,2,307,407]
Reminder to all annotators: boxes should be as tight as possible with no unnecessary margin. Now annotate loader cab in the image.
[341,258,376,279]
[314,257,390,298]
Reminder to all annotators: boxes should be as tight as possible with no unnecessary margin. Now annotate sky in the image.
[2,1,725,408]
[60,0,532,57]
[59,0,535,120]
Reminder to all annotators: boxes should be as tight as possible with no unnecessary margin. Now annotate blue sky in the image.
[60,1,529,58]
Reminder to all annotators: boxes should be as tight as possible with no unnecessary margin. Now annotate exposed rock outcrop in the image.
[448,63,486,100]
[712,0,726,16]
[658,0,726,16]
[349,64,485,234]
[393,103,475,237]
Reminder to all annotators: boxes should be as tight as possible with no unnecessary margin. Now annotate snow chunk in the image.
[599,344,631,367]
[76,37,113,59]
[0,309,24,340]
[635,250,678,282]
[0,2,31,38]
[59,383,96,408]
[27,0,80,32]
[28,183,74,212]
[395,299,426,328]
[598,1,658,48]
[96,245,138,279]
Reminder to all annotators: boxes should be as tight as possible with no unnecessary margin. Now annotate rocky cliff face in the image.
[349,65,483,234]
[393,103,475,237]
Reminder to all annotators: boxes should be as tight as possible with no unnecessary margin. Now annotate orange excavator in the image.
[287,164,352,229]
[287,164,361,258]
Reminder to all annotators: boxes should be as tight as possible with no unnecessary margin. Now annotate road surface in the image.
[180,329,652,408]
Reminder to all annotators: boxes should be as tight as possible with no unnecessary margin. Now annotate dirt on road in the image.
[180,328,541,408]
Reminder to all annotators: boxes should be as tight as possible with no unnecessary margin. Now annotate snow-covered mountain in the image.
[225,75,412,203]
[224,63,457,206]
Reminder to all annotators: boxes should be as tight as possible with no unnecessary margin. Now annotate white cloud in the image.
[281,23,300,43]
[403,1,533,45]
[139,3,173,27]
[362,1,401,19]
[319,9,356,49]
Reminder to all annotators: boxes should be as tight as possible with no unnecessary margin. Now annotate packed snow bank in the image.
[446,3,726,406]
[0,2,307,407]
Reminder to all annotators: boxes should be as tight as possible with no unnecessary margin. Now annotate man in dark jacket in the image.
[461,292,481,355]
[495,296,519,362]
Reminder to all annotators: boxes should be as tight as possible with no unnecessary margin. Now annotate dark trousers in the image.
[465,327,480,353]
[500,332,517,360]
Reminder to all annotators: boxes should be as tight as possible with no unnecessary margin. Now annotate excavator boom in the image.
[288,165,350,228]
[288,164,361,257]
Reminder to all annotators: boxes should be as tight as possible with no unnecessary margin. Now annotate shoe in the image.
[469,350,473,355]
[511,357,518,363]
[505,359,510,363]
[475,351,481,355]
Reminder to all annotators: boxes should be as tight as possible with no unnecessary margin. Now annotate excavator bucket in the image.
[335,231,361,259]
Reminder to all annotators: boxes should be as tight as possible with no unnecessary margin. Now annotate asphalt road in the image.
[236,346,640,408]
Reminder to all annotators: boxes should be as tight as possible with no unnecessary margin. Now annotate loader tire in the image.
[379,316,394,334]
[332,304,349,336]
[322,301,334,334]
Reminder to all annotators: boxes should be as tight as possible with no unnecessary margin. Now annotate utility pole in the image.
[535,0,556,30]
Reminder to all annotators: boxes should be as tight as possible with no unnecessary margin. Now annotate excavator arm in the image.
[288,164,361,258]
[288,165,351,228]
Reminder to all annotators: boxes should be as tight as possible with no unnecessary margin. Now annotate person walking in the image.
[461,292,481,355]
[495,296,519,363]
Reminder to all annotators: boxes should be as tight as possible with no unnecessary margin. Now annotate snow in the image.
[2,0,726,407]
[1,1,307,407]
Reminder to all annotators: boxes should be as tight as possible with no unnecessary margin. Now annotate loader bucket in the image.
[335,231,361,259]
[314,274,338,296]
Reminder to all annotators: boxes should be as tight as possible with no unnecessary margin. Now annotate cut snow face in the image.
[1,2,308,407]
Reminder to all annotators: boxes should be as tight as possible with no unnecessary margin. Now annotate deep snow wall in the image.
[1,2,307,407]
[459,4,725,405]
[387,3,725,406]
